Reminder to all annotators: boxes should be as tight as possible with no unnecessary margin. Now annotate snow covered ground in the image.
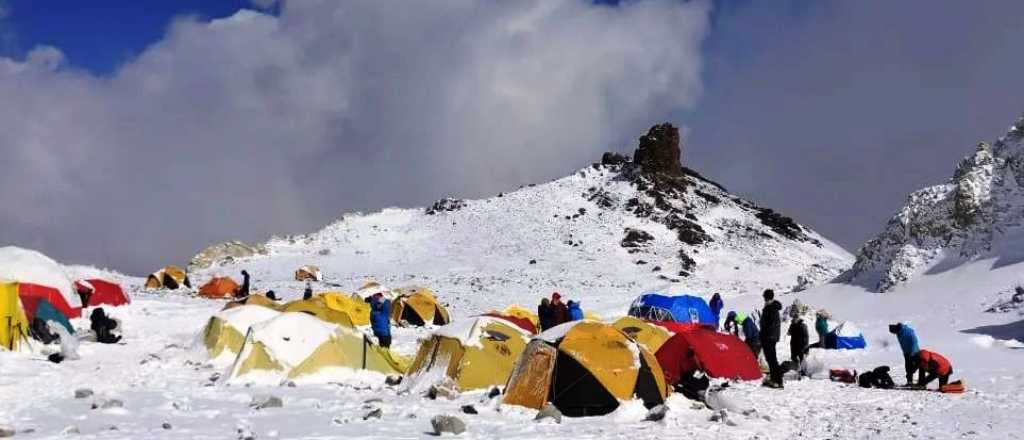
[1,249,1021,439]
[2,159,1022,438]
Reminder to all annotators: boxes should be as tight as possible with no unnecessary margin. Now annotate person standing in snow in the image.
[889,322,920,385]
[740,312,761,359]
[303,283,313,301]
[815,311,830,348]
[788,316,810,367]
[550,293,569,326]
[538,298,554,331]
[567,300,584,321]
[709,293,724,330]
[237,270,251,299]
[760,289,783,388]
[369,292,392,348]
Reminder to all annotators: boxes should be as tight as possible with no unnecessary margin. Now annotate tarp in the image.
[827,321,867,350]
[654,323,760,383]
[34,299,74,334]
[76,279,130,307]
[628,293,715,326]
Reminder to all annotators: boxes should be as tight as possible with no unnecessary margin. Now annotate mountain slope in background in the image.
[193,123,851,313]
[843,115,1024,292]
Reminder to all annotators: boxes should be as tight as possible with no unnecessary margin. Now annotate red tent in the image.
[18,282,82,322]
[654,323,761,384]
[76,279,130,307]
[481,312,537,334]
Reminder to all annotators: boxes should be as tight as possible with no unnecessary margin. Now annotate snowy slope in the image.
[193,125,850,318]
[843,115,1024,292]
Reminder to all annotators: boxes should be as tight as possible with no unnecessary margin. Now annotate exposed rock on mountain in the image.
[195,123,851,302]
[189,241,267,271]
[842,115,1024,292]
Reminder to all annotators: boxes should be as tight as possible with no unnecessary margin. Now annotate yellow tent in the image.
[144,265,191,290]
[0,282,29,351]
[611,316,673,353]
[320,292,370,326]
[294,265,321,282]
[281,297,355,328]
[202,305,281,364]
[405,316,530,391]
[503,320,668,417]
[391,287,450,326]
[227,312,407,383]
[499,305,540,331]
[222,294,281,312]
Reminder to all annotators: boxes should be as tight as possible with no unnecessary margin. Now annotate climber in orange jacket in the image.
[916,349,953,389]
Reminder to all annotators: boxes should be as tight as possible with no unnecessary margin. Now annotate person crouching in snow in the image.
[369,293,392,348]
[915,349,953,389]
[889,322,920,385]
[90,307,122,344]
[788,316,810,370]
[724,311,740,336]
[567,300,584,321]
[709,293,724,330]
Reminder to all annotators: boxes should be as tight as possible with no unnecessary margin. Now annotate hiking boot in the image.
[761,380,783,389]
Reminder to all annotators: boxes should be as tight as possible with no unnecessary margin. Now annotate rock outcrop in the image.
[842,115,1024,292]
[189,241,267,271]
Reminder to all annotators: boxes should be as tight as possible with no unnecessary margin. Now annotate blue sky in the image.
[0,0,255,74]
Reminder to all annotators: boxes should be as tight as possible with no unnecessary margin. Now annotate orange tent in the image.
[199,277,240,299]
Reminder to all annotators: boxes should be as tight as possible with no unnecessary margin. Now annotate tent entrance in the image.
[550,351,618,417]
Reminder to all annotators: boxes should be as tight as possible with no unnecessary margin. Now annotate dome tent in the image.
[294,265,322,282]
[281,297,356,328]
[611,316,674,353]
[320,292,370,326]
[404,316,531,392]
[226,312,405,384]
[0,246,81,320]
[390,287,450,327]
[75,279,130,308]
[144,265,191,290]
[654,322,760,384]
[503,321,668,417]
[202,305,281,364]
[198,276,240,299]
[627,293,715,327]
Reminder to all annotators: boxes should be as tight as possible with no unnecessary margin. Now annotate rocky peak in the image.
[842,114,1024,292]
[633,123,683,177]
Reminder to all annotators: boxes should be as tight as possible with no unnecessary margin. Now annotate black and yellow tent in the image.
[391,287,450,326]
[503,321,668,417]
[144,265,191,290]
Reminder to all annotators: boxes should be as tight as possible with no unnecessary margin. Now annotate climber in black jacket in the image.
[90,308,122,344]
[760,289,784,388]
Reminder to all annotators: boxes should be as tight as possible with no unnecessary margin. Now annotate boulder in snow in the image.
[430,415,466,435]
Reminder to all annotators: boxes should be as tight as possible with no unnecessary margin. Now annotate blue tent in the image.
[35,299,74,334]
[627,293,716,326]
[825,321,866,350]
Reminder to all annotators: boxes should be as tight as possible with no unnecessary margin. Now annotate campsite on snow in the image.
[2,118,1023,439]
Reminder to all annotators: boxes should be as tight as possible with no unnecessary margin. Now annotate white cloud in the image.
[0,0,710,273]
